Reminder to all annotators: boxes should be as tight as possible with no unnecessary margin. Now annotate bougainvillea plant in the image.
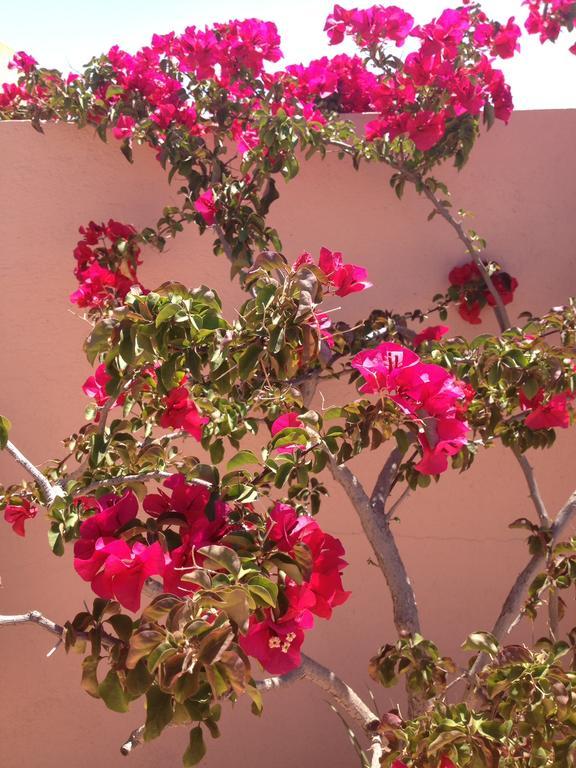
[1,2,576,766]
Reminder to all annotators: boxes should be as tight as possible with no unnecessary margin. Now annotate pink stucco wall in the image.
[1,110,575,768]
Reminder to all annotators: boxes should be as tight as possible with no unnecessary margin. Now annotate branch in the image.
[370,735,384,768]
[4,440,58,505]
[386,486,412,521]
[120,725,145,756]
[329,455,420,637]
[371,447,403,517]
[513,449,550,527]
[0,609,119,648]
[393,166,511,332]
[0,610,64,636]
[213,222,235,264]
[297,654,378,730]
[73,471,212,496]
[468,488,576,680]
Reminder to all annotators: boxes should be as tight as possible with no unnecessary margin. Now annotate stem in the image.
[512,449,550,528]
[4,440,58,505]
[401,169,511,332]
[120,725,145,756]
[0,609,118,648]
[468,489,576,680]
[74,471,212,496]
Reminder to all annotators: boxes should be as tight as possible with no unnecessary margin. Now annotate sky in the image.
[1,0,574,110]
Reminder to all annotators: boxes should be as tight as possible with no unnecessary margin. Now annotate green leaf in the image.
[0,415,11,450]
[198,545,241,577]
[155,303,181,326]
[126,660,154,697]
[183,726,206,767]
[48,528,65,557]
[246,576,278,608]
[227,450,259,471]
[462,631,499,657]
[98,670,129,713]
[144,686,173,741]
[238,343,261,380]
[81,656,100,698]
[107,614,133,643]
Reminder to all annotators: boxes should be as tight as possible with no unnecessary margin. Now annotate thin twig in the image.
[0,610,118,648]
[73,471,212,496]
[386,486,412,521]
[120,725,145,756]
[513,448,550,527]
[399,168,511,332]
[4,440,58,505]
[370,735,384,768]
[467,488,576,682]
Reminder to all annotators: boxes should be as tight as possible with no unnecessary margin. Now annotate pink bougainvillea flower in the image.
[82,363,112,406]
[8,51,37,73]
[318,246,344,277]
[521,391,571,430]
[486,272,519,306]
[491,17,522,59]
[91,540,165,612]
[406,109,446,151]
[316,247,371,296]
[415,417,470,475]
[268,503,350,618]
[331,263,373,296]
[293,251,314,271]
[4,499,38,537]
[308,311,335,348]
[194,188,217,226]
[239,611,314,674]
[413,325,449,347]
[457,298,483,324]
[144,473,228,546]
[351,342,420,394]
[112,114,136,140]
[73,491,139,576]
[271,412,305,454]
[160,385,209,440]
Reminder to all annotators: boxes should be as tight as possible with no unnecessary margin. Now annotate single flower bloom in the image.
[82,363,112,406]
[351,342,420,394]
[271,412,305,454]
[194,188,217,226]
[4,499,37,537]
[331,263,372,297]
[413,325,449,347]
[239,611,314,674]
[112,114,136,140]
[160,386,209,440]
[523,393,570,430]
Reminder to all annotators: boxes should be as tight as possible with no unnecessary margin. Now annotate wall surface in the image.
[0,111,575,768]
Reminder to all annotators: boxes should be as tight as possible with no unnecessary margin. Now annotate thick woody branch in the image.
[329,455,420,638]
[513,449,550,528]
[4,440,58,505]
[371,447,403,517]
[74,471,212,496]
[468,489,576,680]
[257,653,378,730]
